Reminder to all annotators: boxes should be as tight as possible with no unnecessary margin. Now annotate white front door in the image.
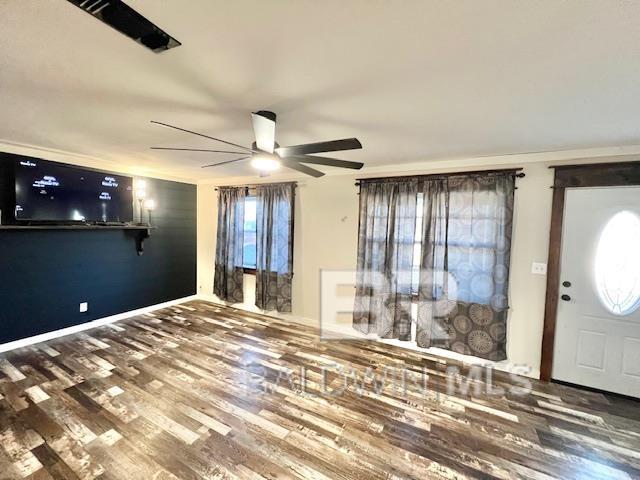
[553,186,640,397]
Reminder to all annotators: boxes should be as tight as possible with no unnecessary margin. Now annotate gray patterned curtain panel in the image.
[213,186,246,303]
[353,179,418,340]
[354,171,516,361]
[255,182,295,312]
[415,178,451,349]
[417,173,515,361]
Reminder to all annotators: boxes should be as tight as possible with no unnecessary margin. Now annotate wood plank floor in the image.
[1,301,640,479]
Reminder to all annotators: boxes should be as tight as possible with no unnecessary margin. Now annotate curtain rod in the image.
[214,181,298,191]
[354,168,524,186]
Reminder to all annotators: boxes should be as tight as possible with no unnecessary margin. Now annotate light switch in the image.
[79,302,88,313]
[531,262,547,275]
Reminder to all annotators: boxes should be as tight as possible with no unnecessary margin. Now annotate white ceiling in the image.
[2,0,640,182]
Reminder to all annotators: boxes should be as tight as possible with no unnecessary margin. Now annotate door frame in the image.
[540,161,640,381]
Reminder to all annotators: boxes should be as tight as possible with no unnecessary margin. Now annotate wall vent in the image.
[66,0,181,53]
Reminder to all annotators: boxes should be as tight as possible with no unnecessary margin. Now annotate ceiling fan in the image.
[150,111,363,177]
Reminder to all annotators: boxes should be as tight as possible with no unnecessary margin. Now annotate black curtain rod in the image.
[354,168,524,186]
[214,181,298,191]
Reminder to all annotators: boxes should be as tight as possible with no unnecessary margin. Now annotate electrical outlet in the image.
[79,302,88,313]
[531,262,547,275]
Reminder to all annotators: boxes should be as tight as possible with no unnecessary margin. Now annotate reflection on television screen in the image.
[14,156,134,222]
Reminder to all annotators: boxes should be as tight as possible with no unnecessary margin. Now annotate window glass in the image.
[411,193,424,293]
[595,211,640,315]
[243,196,257,269]
[411,190,502,305]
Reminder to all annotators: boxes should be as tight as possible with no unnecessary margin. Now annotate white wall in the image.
[197,149,639,378]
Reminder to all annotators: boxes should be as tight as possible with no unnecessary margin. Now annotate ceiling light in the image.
[250,155,281,172]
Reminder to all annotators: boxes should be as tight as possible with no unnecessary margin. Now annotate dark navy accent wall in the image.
[0,160,196,344]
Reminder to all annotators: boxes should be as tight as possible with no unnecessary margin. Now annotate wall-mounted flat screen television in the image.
[14,157,134,223]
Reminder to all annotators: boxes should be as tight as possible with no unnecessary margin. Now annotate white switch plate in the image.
[531,262,547,275]
[79,302,88,313]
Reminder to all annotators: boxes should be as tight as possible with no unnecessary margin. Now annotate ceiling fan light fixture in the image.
[250,155,281,172]
[150,111,363,177]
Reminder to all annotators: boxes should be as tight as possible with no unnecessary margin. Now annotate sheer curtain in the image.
[416,178,451,349]
[354,172,516,361]
[353,180,418,340]
[255,182,295,312]
[416,173,515,360]
[214,186,246,303]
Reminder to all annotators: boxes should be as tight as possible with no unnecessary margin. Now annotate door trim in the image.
[540,161,640,381]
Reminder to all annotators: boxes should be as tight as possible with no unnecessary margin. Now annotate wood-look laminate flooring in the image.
[1,301,640,479]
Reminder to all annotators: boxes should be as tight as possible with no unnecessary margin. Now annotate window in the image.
[595,211,640,315]
[410,189,504,305]
[410,193,446,298]
[243,196,257,270]
[411,193,424,293]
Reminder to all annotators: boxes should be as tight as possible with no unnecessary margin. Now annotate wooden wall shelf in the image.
[0,224,152,230]
[0,224,155,255]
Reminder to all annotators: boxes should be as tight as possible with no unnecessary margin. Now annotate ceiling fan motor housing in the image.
[251,141,280,155]
[253,111,277,122]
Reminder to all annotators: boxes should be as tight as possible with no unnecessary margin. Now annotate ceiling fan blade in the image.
[280,158,325,178]
[151,121,255,153]
[251,111,276,153]
[289,155,364,170]
[276,138,362,157]
[151,147,247,154]
[201,156,250,168]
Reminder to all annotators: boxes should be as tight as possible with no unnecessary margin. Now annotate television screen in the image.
[14,157,133,222]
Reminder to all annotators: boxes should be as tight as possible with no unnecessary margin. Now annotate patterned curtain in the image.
[353,180,418,340]
[255,182,295,312]
[213,186,246,303]
[416,173,515,361]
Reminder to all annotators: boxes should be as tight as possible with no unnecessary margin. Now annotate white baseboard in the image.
[196,294,320,327]
[0,295,199,353]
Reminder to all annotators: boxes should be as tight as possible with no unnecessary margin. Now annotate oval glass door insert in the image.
[595,211,640,315]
